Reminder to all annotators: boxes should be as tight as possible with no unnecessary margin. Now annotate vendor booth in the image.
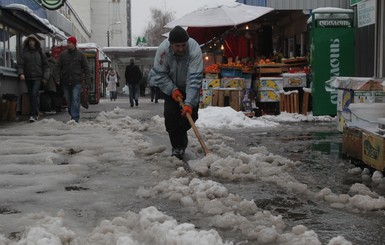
[166,2,311,115]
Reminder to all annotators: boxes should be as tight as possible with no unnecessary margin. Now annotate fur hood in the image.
[23,34,41,49]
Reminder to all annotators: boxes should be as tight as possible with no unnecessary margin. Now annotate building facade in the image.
[68,0,129,47]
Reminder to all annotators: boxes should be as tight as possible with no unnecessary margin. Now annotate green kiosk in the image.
[310,8,355,116]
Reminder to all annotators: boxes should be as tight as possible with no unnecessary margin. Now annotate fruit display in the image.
[204,64,220,73]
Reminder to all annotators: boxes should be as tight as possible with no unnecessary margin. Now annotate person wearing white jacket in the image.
[152,26,203,160]
[106,68,118,101]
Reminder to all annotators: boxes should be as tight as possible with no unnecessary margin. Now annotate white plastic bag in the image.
[122,85,129,95]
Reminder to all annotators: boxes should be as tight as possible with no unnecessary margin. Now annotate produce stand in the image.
[201,57,310,116]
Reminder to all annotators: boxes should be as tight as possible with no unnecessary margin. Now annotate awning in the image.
[2,4,53,35]
[165,2,273,28]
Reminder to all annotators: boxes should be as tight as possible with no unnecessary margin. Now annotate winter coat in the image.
[147,69,157,87]
[106,71,118,92]
[125,64,142,85]
[44,58,57,93]
[152,38,203,107]
[55,47,90,85]
[18,34,50,81]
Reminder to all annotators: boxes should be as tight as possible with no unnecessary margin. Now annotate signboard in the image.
[316,20,353,28]
[38,0,67,10]
[357,0,376,28]
[350,0,364,6]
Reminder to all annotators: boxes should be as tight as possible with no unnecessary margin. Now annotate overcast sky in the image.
[131,0,236,40]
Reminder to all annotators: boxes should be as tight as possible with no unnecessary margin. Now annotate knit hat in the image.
[67,36,77,45]
[168,26,189,44]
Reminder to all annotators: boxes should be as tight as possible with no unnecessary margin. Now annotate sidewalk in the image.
[0,95,164,127]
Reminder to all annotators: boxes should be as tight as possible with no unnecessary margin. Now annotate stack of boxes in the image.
[200,73,220,108]
[200,67,246,111]
[255,77,283,102]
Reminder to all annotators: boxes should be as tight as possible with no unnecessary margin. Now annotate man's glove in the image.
[171,89,183,102]
[181,105,192,117]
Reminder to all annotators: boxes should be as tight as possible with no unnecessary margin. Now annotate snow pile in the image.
[196,106,279,129]
[0,207,231,245]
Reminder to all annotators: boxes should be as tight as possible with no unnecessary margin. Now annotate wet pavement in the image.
[2,94,385,244]
[222,122,385,244]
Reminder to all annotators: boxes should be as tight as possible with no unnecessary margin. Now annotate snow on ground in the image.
[0,106,380,244]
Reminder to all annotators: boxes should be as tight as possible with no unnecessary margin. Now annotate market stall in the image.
[165,3,311,115]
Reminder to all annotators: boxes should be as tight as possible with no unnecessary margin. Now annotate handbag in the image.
[116,81,120,87]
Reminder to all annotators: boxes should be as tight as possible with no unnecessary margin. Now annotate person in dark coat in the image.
[148,69,160,103]
[55,36,90,123]
[18,34,50,122]
[139,71,147,97]
[42,52,60,114]
[124,58,142,107]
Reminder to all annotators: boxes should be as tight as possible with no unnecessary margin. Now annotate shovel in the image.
[178,97,209,156]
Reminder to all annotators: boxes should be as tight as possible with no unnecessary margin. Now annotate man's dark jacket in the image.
[55,48,90,85]
[125,64,142,85]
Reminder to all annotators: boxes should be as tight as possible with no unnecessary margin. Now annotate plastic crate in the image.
[221,68,242,77]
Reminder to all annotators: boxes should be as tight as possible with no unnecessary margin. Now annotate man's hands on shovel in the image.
[172,88,209,156]
[172,89,183,102]
[181,105,192,117]
[172,89,191,117]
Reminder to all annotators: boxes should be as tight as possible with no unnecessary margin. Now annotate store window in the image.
[0,23,18,69]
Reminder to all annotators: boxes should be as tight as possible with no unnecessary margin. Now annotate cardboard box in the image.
[202,78,221,89]
[362,130,385,172]
[353,91,385,103]
[282,73,306,87]
[212,88,242,111]
[204,73,219,79]
[221,78,245,89]
[199,89,213,108]
[256,77,283,91]
[257,90,280,102]
[337,90,354,112]
[342,126,363,160]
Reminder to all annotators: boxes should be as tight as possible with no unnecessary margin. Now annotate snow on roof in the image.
[3,3,66,40]
[312,7,353,14]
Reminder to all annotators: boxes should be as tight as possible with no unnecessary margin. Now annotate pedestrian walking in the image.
[148,69,160,103]
[55,36,90,123]
[139,71,147,97]
[18,34,50,122]
[106,68,118,101]
[42,52,60,114]
[124,58,142,107]
[152,26,203,160]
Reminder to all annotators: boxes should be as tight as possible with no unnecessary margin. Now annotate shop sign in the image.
[316,20,353,28]
[350,0,364,6]
[38,0,67,10]
[357,0,376,28]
